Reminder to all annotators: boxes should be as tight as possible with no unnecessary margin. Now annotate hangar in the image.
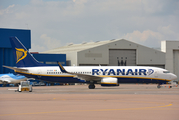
[43,39,165,68]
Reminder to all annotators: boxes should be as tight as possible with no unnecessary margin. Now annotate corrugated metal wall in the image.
[0,48,15,73]
[32,54,66,66]
[109,49,136,66]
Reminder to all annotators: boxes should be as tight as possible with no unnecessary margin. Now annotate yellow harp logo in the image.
[15,48,27,63]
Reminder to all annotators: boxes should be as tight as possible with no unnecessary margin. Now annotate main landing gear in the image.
[88,83,95,89]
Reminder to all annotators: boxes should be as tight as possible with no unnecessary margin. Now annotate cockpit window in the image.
[163,71,170,73]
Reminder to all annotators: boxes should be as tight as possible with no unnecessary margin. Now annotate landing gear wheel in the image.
[157,84,161,89]
[88,84,95,89]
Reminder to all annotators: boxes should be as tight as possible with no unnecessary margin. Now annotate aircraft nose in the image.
[171,74,177,80]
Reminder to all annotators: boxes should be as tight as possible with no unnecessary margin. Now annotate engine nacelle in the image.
[101,77,119,87]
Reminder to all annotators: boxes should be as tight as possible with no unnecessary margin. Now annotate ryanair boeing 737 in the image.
[3,37,177,89]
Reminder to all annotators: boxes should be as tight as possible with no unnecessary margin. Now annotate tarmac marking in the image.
[0,104,172,116]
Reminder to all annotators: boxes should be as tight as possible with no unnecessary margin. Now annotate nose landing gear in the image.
[157,84,161,89]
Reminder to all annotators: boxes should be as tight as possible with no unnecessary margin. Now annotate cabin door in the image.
[154,70,158,78]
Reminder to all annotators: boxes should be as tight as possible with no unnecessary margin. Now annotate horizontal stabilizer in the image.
[3,65,28,72]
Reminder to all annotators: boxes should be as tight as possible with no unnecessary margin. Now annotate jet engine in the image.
[101,77,119,86]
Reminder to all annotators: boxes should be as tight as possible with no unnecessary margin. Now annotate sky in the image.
[0,0,179,52]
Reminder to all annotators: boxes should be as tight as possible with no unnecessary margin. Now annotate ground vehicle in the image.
[18,81,32,92]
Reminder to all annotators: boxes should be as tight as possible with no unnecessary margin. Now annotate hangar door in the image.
[173,50,179,80]
[109,49,136,66]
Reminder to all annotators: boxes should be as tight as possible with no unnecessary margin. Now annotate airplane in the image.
[0,73,27,86]
[3,37,178,89]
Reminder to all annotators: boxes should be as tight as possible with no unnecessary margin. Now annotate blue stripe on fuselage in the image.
[15,71,169,84]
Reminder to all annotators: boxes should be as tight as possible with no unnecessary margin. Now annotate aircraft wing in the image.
[3,65,28,72]
[57,62,102,81]
[69,73,101,81]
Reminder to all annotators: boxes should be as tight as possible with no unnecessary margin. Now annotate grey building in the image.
[43,39,165,68]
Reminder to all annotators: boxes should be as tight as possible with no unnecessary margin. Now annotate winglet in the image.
[57,62,68,73]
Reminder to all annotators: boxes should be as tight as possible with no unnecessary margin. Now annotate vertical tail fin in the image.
[10,37,46,67]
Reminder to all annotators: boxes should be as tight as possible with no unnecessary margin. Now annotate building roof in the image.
[43,39,121,53]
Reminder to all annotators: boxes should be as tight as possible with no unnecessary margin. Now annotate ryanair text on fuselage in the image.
[92,69,154,76]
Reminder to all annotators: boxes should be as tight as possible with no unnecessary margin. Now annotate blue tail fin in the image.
[10,37,47,67]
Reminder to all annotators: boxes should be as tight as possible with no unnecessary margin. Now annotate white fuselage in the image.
[17,66,177,83]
